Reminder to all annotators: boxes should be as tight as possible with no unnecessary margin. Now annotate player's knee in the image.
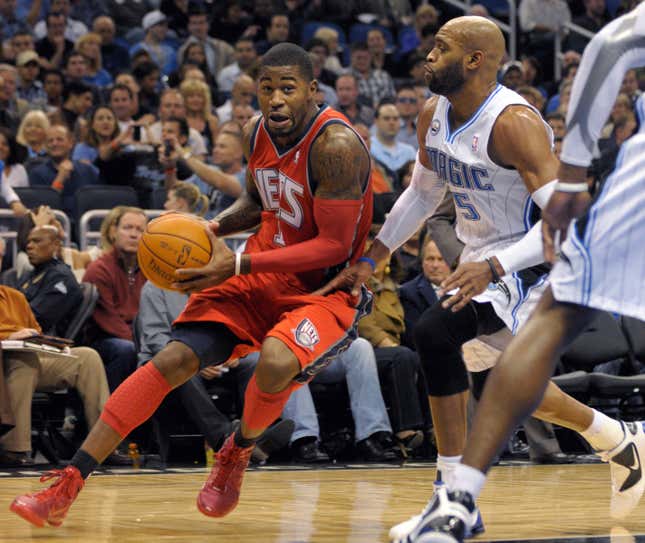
[413,311,469,396]
[413,308,454,357]
[256,338,301,393]
[151,341,200,387]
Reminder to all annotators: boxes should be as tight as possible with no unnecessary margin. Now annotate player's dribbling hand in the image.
[172,228,234,292]
[438,261,495,312]
[312,260,373,297]
[542,190,591,264]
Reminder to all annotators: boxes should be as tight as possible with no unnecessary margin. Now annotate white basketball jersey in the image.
[425,84,552,264]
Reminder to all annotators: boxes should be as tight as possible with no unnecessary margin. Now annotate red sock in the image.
[242,375,295,433]
[100,362,172,438]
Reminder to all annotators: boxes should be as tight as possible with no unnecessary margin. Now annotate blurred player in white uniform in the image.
[404,4,645,542]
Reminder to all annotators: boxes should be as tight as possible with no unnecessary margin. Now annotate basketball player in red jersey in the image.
[10,43,373,527]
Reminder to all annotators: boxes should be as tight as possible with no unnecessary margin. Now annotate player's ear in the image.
[466,50,483,69]
[309,79,318,96]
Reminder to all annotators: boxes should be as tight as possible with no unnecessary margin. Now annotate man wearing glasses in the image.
[396,85,421,149]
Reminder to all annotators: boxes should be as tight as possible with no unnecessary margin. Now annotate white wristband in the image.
[234,252,242,276]
[555,181,588,193]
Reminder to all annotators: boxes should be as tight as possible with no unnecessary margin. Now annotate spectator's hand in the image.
[8,328,39,340]
[439,260,495,312]
[199,365,225,379]
[52,34,65,51]
[313,260,373,297]
[57,159,74,180]
[172,228,236,292]
[157,143,178,170]
[31,205,55,226]
[137,114,156,128]
[242,24,260,38]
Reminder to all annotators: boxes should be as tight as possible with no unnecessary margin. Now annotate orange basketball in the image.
[137,213,212,291]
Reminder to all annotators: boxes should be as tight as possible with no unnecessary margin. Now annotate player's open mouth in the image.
[269,113,291,127]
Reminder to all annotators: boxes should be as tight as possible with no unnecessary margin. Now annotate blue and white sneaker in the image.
[389,482,484,542]
[396,486,477,543]
[599,421,645,519]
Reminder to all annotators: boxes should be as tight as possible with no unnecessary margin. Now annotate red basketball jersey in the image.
[247,105,373,290]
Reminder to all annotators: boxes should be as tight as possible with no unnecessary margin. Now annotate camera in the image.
[164,140,173,158]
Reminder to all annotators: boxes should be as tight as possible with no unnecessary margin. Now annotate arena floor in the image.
[1,462,644,542]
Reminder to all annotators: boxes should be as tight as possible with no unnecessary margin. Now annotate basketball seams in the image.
[138,216,213,290]
[144,229,211,254]
[139,237,192,270]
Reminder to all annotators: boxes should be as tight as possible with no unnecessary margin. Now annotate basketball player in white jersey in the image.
[386,4,645,542]
[317,13,645,542]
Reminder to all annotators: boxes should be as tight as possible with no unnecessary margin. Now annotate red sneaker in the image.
[10,466,84,527]
[197,433,254,517]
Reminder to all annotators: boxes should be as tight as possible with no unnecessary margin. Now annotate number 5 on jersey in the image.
[453,191,481,221]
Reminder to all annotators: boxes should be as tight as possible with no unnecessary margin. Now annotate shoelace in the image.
[37,469,79,499]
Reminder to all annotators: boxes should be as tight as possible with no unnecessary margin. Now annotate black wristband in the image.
[485,257,501,283]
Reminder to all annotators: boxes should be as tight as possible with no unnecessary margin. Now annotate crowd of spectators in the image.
[1,0,644,467]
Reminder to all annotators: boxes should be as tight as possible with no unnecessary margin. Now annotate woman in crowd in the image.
[72,105,121,173]
[16,111,49,160]
[179,77,219,153]
[163,181,209,217]
[75,33,113,88]
[0,128,28,216]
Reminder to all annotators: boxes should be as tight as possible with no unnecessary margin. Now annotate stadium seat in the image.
[63,282,99,343]
[75,185,139,238]
[14,187,63,211]
[559,312,631,373]
[621,316,645,365]
[151,187,167,210]
[75,185,139,218]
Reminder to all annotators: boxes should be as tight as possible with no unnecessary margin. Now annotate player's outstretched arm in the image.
[318,98,446,296]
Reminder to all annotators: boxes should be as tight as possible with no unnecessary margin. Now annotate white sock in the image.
[451,463,487,501]
[437,454,462,489]
[580,410,625,452]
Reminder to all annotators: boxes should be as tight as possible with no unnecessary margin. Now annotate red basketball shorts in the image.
[174,272,372,383]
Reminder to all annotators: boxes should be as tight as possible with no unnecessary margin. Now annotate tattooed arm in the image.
[212,116,263,237]
[242,123,370,274]
[309,123,369,200]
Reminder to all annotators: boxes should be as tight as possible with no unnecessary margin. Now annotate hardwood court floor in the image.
[1,463,644,542]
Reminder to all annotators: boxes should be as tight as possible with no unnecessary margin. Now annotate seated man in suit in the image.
[0,285,110,466]
[16,225,82,336]
[399,237,449,349]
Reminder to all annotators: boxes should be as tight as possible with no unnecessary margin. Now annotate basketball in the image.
[137,213,212,291]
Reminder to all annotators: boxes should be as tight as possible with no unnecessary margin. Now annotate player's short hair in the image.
[260,43,313,82]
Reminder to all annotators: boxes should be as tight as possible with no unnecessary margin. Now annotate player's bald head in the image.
[439,16,505,70]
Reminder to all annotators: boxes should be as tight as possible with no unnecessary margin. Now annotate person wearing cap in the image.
[16,50,47,110]
[129,10,177,77]
[499,60,524,90]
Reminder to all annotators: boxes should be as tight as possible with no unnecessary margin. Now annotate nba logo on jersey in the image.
[293,318,320,351]
[430,119,441,135]
[294,150,301,165]
[472,136,479,152]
